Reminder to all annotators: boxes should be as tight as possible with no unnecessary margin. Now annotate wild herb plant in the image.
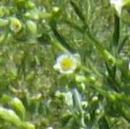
[0,0,130,129]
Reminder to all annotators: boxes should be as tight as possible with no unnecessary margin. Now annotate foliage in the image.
[0,0,130,129]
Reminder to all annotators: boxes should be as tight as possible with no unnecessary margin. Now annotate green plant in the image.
[0,0,130,129]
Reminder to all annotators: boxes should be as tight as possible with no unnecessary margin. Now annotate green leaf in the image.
[73,88,82,111]
[21,122,35,129]
[98,116,109,129]
[0,19,9,27]
[0,107,22,127]
[10,97,25,120]
[123,0,130,7]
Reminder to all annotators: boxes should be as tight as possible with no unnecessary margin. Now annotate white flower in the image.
[110,0,123,16]
[53,53,80,74]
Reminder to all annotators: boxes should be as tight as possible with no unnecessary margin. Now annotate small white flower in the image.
[53,53,80,74]
[110,0,123,16]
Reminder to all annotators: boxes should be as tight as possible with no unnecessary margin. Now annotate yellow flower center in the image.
[13,21,20,28]
[61,57,73,70]
[11,19,22,33]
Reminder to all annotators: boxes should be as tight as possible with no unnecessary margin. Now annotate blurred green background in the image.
[0,0,130,129]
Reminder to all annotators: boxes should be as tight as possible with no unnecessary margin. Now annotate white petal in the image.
[110,0,123,15]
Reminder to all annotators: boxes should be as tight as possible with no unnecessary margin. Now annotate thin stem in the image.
[113,14,120,48]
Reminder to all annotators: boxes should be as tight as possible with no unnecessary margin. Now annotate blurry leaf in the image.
[98,116,109,129]
[113,14,120,47]
[70,1,85,23]
[0,107,22,127]
[0,94,12,103]
[73,88,82,111]
[61,111,73,126]
[14,0,35,9]
[118,35,129,53]
[50,21,75,52]
[0,19,9,27]
[64,91,73,107]
[103,50,121,65]
[21,122,35,129]
[10,97,25,120]
[123,0,130,7]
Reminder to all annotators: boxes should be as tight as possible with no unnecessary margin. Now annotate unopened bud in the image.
[26,20,37,35]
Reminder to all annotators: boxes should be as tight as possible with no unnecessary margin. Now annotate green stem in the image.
[105,14,120,91]
[113,14,120,48]
[50,21,75,52]
[112,14,120,75]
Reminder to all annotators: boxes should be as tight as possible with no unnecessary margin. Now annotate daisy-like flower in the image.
[110,0,123,16]
[53,53,80,74]
[10,18,22,33]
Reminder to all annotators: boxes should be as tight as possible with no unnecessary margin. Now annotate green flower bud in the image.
[52,6,60,14]
[103,50,121,65]
[26,20,37,35]
[75,75,86,82]
[107,92,117,102]
[24,10,39,21]
[25,1,35,9]
[55,91,65,98]
[95,109,101,115]
[51,6,60,19]
[14,0,35,9]
[92,96,98,102]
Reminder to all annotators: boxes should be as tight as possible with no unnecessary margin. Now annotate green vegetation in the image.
[0,0,130,128]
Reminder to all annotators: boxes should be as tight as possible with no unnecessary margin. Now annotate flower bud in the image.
[75,75,86,82]
[92,96,98,102]
[52,7,60,14]
[26,20,37,35]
